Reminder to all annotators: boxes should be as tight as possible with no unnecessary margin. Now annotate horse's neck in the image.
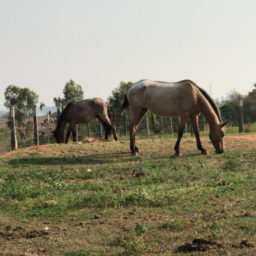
[200,98,220,128]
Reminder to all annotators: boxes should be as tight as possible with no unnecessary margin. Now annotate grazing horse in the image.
[54,98,118,143]
[122,79,228,156]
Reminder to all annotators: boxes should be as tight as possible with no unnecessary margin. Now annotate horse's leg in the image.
[191,115,208,155]
[70,124,77,142]
[130,108,147,155]
[65,125,72,143]
[174,116,188,156]
[98,114,118,141]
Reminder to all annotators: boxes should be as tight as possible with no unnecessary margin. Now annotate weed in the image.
[134,222,148,236]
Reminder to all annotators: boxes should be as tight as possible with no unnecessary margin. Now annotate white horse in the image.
[122,79,227,156]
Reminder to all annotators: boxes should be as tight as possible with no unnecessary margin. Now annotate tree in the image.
[108,81,133,134]
[4,85,39,125]
[108,81,133,114]
[53,80,84,110]
[220,84,256,125]
[63,79,84,105]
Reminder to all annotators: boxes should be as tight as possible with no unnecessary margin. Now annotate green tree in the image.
[63,79,84,105]
[108,81,133,115]
[53,80,84,110]
[108,81,133,134]
[220,84,256,125]
[4,85,39,125]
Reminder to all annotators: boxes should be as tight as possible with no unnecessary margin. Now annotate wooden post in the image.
[151,114,155,133]
[87,123,90,137]
[76,125,79,141]
[190,121,194,136]
[185,122,187,133]
[145,114,150,137]
[33,106,39,146]
[47,111,50,143]
[99,121,103,138]
[10,107,18,150]
[239,98,243,133]
[160,116,164,134]
[203,116,205,131]
[124,112,128,136]
[169,117,173,134]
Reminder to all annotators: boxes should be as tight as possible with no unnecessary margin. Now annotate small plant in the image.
[223,160,240,171]
[208,221,220,231]
[121,237,149,255]
[160,219,185,232]
[134,222,148,236]
[63,250,100,256]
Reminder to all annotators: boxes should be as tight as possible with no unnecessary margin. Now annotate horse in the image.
[54,98,118,143]
[122,79,228,156]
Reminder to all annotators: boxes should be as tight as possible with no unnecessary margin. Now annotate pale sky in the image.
[0,0,255,110]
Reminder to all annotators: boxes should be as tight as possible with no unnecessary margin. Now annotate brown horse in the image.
[54,98,118,143]
[122,79,228,156]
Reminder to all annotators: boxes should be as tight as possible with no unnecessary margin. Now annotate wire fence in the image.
[0,101,253,154]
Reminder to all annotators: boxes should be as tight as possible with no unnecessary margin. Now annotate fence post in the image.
[124,112,128,136]
[145,114,150,137]
[185,122,187,133]
[169,117,173,134]
[87,123,90,137]
[33,106,39,146]
[10,107,18,150]
[151,114,155,133]
[239,98,243,133]
[76,125,79,141]
[99,121,103,138]
[47,111,51,143]
[160,116,164,134]
[202,116,206,131]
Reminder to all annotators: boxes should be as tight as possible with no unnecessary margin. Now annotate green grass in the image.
[0,134,256,255]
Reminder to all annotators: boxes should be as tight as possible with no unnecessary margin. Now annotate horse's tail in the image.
[122,94,129,114]
[196,85,222,123]
[54,102,73,142]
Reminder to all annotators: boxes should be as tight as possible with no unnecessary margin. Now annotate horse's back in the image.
[127,79,199,116]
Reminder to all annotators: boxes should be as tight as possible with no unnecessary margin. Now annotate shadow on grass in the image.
[7,152,139,166]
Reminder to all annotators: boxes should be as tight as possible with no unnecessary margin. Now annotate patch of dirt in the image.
[0,145,54,158]
[132,168,145,178]
[0,225,48,240]
[177,238,222,252]
[232,240,254,249]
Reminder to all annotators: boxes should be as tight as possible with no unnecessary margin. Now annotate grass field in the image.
[1,133,256,255]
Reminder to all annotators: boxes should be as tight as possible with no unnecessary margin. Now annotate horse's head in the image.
[52,129,65,143]
[209,121,228,154]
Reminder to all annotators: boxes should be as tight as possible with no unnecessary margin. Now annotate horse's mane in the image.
[182,80,222,123]
[54,101,74,138]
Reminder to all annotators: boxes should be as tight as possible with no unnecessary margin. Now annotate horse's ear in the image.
[220,121,228,128]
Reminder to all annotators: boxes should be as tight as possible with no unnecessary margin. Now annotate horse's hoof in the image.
[202,150,208,155]
[131,152,139,156]
[175,152,182,157]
